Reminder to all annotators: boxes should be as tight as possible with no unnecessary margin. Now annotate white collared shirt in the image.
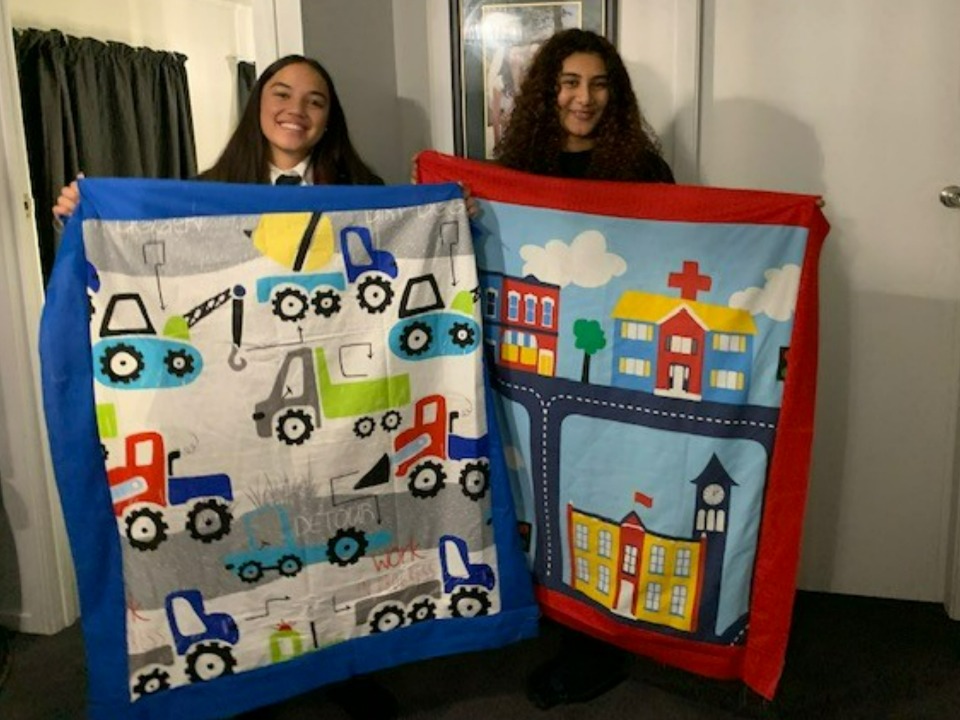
[269,158,313,185]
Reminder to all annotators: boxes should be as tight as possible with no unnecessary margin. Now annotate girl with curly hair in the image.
[494,28,673,710]
[494,27,674,183]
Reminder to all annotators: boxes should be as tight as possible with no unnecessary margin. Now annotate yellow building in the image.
[567,505,705,634]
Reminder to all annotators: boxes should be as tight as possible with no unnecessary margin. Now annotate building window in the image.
[598,529,613,558]
[670,585,688,616]
[713,333,747,353]
[667,335,697,354]
[507,291,520,321]
[622,545,638,575]
[675,548,692,577]
[574,523,589,551]
[618,357,651,377]
[710,369,745,390]
[542,298,555,328]
[598,565,611,594]
[484,289,498,319]
[620,321,653,341]
[649,545,665,574]
[644,582,662,612]
[576,557,590,583]
[524,294,537,324]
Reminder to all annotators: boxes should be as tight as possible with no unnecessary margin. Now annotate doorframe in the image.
[251,0,303,74]
[0,0,78,634]
[946,387,960,619]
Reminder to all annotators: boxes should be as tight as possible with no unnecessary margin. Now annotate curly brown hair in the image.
[494,29,671,181]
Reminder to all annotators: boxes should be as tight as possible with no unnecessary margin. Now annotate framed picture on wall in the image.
[450,0,616,160]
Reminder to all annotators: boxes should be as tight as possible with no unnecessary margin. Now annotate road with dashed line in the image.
[490,365,779,589]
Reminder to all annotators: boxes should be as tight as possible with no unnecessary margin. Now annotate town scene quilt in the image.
[418,151,828,699]
[39,178,538,719]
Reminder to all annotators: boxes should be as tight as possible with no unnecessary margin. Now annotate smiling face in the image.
[259,62,330,169]
[556,52,609,151]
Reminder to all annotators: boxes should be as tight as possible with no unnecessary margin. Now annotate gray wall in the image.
[301,1,404,184]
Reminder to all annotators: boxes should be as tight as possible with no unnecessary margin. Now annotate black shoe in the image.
[526,654,628,710]
[325,675,400,720]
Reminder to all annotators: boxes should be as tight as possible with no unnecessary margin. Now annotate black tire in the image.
[163,349,195,377]
[272,287,309,322]
[356,276,394,314]
[353,416,376,438]
[277,554,304,578]
[407,598,437,624]
[185,499,233,542]
[369,604,406,633]
[449,587,491,618]
[327,527,368,566]
[101,342,145,383]
[458,461,490,501]
[184,643,236,683]
[276,408,314,445]
[238,561,264,584]
[408,460,445,499]
[448,322,476,348]
[380,410,402,432]
[398,321,432,356]
[131,667,171,698]
[124,507,168,551]
[312,289,342,318]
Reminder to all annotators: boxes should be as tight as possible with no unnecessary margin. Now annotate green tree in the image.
[573,319,607,384]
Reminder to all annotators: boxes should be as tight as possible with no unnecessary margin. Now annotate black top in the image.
[557,150,675,184]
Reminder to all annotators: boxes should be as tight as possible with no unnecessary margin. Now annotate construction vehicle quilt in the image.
[417,151,829,699]
[39,178,539,720]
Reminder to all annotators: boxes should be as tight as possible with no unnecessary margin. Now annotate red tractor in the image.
[392,395,490,501]
[108,432,234,551]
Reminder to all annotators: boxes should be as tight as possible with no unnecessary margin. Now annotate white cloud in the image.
[519,230,626,288]
[728,264,801,321]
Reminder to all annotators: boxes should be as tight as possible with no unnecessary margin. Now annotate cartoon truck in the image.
[223,504,392,583]
[253,214,398,322]
[388,275,481,360]
[93,286,246,388]
[129,589,239,698]
[252,346,410,444]
[392,394,490,500]
[94,293,203,389]
[346,534,496,635]
[354,580,443,634]
[108,431,234,551]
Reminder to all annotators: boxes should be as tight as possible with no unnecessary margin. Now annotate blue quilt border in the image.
[39,180,538,720]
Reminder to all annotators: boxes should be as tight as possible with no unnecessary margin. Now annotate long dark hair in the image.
[199,55,382,185]
[494,29,671,182]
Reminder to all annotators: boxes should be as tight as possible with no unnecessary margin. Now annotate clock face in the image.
[702,483,726,506]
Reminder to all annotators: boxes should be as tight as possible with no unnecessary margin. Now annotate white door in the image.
[697,0,960,605]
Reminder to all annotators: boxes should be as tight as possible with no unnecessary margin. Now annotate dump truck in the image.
[253,346,410,444]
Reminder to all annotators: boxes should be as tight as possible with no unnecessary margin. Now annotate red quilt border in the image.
[417,151,829,699]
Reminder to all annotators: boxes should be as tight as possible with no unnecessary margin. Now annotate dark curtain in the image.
[238,60,256,116]
[13,28,198,282]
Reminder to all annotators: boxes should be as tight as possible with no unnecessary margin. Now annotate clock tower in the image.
[690,454,737,640]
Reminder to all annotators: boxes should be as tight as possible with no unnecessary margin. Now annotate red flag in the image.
[634,491,654,508]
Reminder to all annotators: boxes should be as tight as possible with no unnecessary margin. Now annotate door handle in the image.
[941,185,960,208]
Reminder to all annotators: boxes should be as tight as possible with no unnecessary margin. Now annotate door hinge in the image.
[22,193,33,219]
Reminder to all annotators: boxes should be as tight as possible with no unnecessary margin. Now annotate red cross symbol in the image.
[668,261,712,300]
